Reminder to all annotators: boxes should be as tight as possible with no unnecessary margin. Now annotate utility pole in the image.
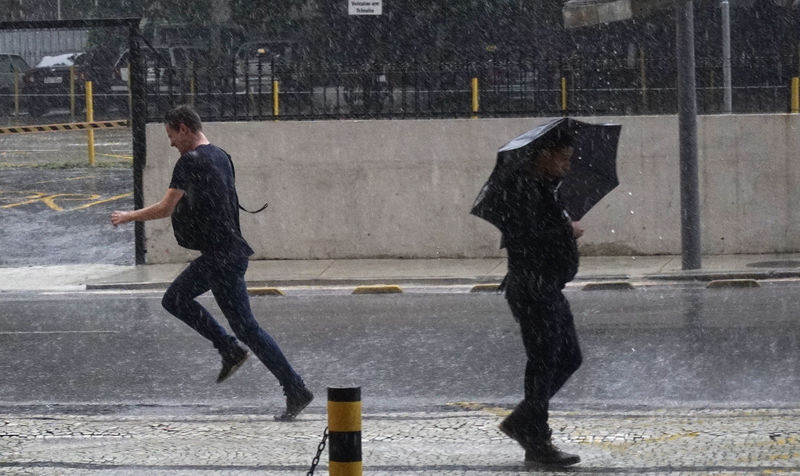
[676,0,701,269]
[562,0,703,270]
[721,0,732,113]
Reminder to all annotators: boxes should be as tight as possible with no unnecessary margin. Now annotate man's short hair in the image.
[165,105,202,133]
[529,129,574,162]
[540,129,574,152]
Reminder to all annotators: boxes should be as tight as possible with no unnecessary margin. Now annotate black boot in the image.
[498,402,548,452]
[274,385,314,421]
[216,344,250,383]
[524,440,581,467]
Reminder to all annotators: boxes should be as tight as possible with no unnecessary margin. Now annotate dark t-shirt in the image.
[169,144,254,258]
[502,173,578,287]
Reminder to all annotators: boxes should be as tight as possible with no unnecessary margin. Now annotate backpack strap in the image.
[223,150,269,214]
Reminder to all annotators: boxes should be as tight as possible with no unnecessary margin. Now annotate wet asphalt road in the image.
[0,284,797,413]
[0,128,135,266]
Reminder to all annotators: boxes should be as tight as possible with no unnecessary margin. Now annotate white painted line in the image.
[0,330,119,335]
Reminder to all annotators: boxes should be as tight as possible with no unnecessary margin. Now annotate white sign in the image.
[349,0,382,15]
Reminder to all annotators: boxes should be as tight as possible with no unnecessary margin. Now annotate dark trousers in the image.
[162,253,303,391]
[505,277,583,441]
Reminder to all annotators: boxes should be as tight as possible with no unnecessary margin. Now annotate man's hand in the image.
[111,211,131,227]
[571,221,584,239]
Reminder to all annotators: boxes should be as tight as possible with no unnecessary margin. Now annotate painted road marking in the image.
[0,191,132,211]
[97,153,133,160]
[0,330,118,335]
[34,176,94,185]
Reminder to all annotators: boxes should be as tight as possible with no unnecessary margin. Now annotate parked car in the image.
[22,50,115,117]
[232,40,313,114]
[110,45,207,114]
[0,53,30,115]
[233,40,309,93]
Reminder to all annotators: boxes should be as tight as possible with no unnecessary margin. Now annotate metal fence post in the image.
[471,77,478,118]
[69,65,75,121]
[86,80,95,167]
[328,387,362,476]
[129,21,147,266]
[273,80,279,118]
[13,67,20,118]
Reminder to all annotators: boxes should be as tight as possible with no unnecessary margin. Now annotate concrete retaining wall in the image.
[143,114,800,263]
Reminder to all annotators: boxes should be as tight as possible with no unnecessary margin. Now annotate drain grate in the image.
[746,260,800,268]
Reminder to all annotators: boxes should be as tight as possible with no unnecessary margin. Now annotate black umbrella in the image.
[470,117,622,232]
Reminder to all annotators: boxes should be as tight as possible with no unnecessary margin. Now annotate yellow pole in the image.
[561,76,567,115]
[792,77,799,114]
[328,387,362,476]
[273,80,279,118]
[471,77,479,118]
[86,81,95,167]
[69,65,76,120]
[13,68,20,117]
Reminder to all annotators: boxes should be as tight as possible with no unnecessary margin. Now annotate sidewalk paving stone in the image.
[1,407,798,475]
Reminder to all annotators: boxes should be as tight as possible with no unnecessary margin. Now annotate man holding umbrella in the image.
[471,118,621,467]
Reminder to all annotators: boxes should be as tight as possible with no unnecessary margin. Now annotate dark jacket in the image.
[501,172,579,300]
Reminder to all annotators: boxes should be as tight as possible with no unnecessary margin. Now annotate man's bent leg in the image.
[209,257,305,390]
[162,255,240,356]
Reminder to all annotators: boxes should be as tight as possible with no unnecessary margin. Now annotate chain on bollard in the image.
[307,426,328,476]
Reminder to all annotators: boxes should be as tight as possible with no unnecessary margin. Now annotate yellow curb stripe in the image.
[707,279,760,289]
[247,287,285,296]
[352,285,403,294]
[470,284,500,293]
[582,281,635,291]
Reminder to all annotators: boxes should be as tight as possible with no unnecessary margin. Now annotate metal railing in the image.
[3,55,798,122]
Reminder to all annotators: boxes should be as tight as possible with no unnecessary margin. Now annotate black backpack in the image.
[171,150,267,250]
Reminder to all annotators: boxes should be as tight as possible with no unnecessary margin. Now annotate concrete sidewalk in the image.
[3,407,799,475]
[1,253,800,292]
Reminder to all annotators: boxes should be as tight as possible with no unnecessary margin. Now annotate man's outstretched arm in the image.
[111,188,184,226]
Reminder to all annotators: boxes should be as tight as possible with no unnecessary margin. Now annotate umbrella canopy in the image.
[470,117,622,233]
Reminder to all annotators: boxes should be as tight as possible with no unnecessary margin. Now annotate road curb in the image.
[352,285,403,294]
[582,281,635,291]
[470,284,501,293]
[75,270,800,293]
[248,287,285,296]
[706,279,761,289]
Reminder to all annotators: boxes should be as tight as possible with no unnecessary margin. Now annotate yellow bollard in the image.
[273,80,280,118]
[328,387,362,476]
[86,81,95,167]
[471,77,479,118]
[792,77,799,114]
[561,76,567,116]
